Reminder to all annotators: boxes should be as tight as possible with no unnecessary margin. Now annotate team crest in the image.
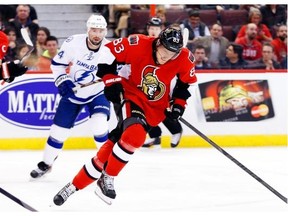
[138,65,165,101]
[85,51,94,60]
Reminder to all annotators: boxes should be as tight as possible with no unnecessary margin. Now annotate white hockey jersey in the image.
[51,34,114,104]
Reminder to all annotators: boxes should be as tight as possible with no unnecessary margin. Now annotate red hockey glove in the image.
[103,74,123,104]
[1,60,28,83]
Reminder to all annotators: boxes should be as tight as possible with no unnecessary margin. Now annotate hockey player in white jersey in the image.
[30,14,113,178]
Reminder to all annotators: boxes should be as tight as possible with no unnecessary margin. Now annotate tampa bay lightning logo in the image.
[75,70,95,84]
[85,51,94,61]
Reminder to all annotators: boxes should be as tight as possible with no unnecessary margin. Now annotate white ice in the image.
[0,147,287,216]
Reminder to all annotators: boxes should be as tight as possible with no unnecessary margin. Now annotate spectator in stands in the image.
[248,43,281,70]
[36,36,59,72]
[156,6,170,29]
[235,23,262,61]
[180,9,210,43]
[192,23,229,68]
[235,8,272,43]
[108,5,131,38]
[193,45,211,69]
[8,4,38,24]
[218,43,248,69]
[3,26,18,61]
[260,5,287,38]
[271,24,287,64]
[8,4,39,44]
[35,26,51,57]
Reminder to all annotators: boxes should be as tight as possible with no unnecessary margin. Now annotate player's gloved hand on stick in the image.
[103,74,123,104]
[165,104,185,120]
[1,60,28,83]
[55,74,76,98]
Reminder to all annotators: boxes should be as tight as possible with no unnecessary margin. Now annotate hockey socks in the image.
[72,156,103,189]
[105,124,146,176]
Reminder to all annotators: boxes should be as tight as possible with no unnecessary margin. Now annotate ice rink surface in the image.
[0,147,287,216]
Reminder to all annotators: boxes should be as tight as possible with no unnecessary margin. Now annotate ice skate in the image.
[30,161,51,178]
[53,182,77,206]
[142,137,161,148]
[95,171,116,205]
[171,130,183,148]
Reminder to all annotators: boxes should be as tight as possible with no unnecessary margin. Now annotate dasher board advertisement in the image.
[198,80,275,122]
[0,78,89,130]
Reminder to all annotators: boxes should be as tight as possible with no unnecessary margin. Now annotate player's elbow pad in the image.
[172,79,191,100]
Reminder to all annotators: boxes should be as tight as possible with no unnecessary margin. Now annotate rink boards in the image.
[0,69,287,149]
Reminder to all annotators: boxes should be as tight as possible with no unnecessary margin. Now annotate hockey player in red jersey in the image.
[0,30,28,82]
[53,27,197,206]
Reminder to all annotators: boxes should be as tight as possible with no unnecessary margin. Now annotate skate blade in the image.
[29,175,47,182]
[94,187,113,205]
[29,169,52,181]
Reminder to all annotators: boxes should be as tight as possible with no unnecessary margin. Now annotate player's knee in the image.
[121,124,146,149]
[49,124,71,142]
[90,113,109,137]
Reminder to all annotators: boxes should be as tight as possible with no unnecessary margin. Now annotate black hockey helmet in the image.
[147,17,162,27]
[159,27,183,53]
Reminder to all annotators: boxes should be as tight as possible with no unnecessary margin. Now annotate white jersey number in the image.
[113,38,124,54]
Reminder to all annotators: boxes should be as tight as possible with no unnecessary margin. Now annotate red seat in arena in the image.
[222,25,235,41]
[199,9,218,26]
[129,9,150,34]
[219,9,248,26]
[165,9,189,23]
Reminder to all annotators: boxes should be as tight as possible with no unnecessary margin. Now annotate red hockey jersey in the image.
[106,34,197,126]
[0,31,9,60]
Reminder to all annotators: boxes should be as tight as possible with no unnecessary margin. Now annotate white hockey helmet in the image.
[86,14,107,29]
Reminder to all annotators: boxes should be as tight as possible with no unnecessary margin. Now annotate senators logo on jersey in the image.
[138,65,165,101]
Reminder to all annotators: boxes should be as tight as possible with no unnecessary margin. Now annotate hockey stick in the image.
[0,187,38,212]
[0,28,34,85]
[73,79,103,93]
[178,117,288,204]
[20,28,34,63]
[21,28,33,46]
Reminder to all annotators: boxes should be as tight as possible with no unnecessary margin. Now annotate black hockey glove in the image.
[55,74,76,98]
[103,74,123,104]
[1,60,28,83]
[165,104,185,120]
